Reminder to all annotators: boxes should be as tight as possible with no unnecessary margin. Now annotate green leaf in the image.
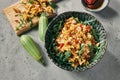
[98,40,106,50]
[88,44,98,54]
[63,51,71,61]
[16,27,19,31]
[19,18,25,27]
[28,0,35,4]
[78,19,96,25]
[89,40,106,63]
[56,52,63,59]
[84,19,96,24]
[49,2,58,9]
[53,24,59,31]
[91,29,99,42]
[52,20,63,38]
[58,20,63,30]
[89,47,103,63]
[78,45,84,56]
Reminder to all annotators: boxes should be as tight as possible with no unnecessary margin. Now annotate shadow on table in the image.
[68,50,120,80]
[35,41,49,67]
[93,6,119,20]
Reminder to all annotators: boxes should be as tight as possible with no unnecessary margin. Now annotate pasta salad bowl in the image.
[45,11,107,71]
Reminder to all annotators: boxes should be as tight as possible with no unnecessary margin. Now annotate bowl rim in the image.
[45,11,107,71]
[81,0,110,12]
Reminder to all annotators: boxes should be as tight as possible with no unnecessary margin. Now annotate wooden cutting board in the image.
[3,1,57,36]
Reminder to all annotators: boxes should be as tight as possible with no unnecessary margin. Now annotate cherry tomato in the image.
[86,25,91,32]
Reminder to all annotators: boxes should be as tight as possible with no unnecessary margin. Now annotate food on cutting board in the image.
[4,0,58,35]
[54,17,100,67]
[20,35,44,65]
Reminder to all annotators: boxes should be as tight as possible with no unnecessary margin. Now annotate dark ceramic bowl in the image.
[45,11,107,71]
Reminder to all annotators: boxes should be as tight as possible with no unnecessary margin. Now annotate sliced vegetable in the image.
[16,27,19,31]
[78,45,84,56]
[39,12,48,41]
[59,43,64,49]
[19,18,25,27]
[20,35,44,64]
[86,25,91,32]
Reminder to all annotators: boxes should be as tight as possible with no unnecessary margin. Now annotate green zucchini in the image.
[20,35,44,64]
[39,12,48,41]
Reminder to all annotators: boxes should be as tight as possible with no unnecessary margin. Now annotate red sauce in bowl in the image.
[83,0,104,9]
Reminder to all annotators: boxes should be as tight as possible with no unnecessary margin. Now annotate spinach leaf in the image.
[52,20,63,38]
[98,40,106,50]
[63,51,71,61]
[84,19,96,24]
[56,52,64,61]
[58,20,63,30]
[91,29,99,42]
[78,19,96,25]
[89,40,106,63]
[88,44,98,54]
[78,45,84,56]
[49,2,58,9]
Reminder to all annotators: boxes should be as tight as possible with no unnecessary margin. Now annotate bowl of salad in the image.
[45,11,107,71]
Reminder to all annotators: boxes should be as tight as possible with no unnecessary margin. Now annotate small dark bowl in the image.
[45,11,107,71]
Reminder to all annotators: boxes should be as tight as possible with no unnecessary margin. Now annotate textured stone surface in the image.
[0,0,120,80]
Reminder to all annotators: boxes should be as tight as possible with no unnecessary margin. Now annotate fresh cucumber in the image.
[20,35,44,64]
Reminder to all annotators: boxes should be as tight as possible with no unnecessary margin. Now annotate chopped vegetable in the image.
[59,43,64,49]
[78,45,84,56]
[16,27,19,31]
[63,51,71,61]
[19,18,25,27]
[20,35,44,65]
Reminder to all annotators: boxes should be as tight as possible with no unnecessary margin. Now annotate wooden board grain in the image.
[3,1,56,36]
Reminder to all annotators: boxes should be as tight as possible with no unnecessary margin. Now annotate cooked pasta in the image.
[56,17,98,67]
[14,0,55,30]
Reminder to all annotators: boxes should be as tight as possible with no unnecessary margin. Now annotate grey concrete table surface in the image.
[0,0,120,80]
